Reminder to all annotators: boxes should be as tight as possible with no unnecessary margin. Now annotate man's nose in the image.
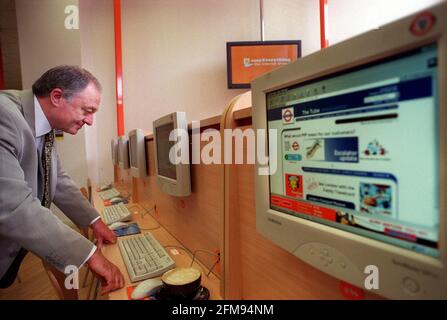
[84,114,94,126]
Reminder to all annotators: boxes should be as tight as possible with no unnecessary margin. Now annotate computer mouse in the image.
[110,197,126,204]
[131,278,164,300]
[108,222,129,230]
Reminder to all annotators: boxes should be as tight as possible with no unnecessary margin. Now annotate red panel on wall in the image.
[114,0,125,136]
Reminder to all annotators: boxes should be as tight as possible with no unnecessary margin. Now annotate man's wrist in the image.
[90,216,101,226]
[81,245,97,268]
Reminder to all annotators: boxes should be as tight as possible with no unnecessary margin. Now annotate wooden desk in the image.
[92,183,222,300]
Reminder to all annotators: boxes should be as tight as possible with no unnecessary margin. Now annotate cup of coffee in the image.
[161,267,202,299]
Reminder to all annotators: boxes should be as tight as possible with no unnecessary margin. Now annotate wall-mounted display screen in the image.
[227,40,301,89]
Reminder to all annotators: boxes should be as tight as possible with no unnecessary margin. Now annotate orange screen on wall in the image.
[227,41,301,89]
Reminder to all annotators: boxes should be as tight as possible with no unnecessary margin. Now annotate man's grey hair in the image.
[32,65,102,100]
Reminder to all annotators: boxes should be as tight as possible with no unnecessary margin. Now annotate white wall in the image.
[116,0,321,138]
[264,0,320,56]
[79,0,116,185]
[120,0,258,133]
[327,0,445,45]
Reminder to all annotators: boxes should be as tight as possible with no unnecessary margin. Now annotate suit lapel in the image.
[20,90,46,200]
[20,90,36,137]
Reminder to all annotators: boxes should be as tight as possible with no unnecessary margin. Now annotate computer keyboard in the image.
[118,232,176,282]
[97,183,112,191]
[103,203,132,225]
[98,188,120,200]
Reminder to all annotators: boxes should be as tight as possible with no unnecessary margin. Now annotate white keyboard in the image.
[99,188,120,200]
[118,233,176,282]
[103,203,132,225]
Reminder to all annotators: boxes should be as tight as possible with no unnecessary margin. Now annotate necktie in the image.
[41,130,55,208]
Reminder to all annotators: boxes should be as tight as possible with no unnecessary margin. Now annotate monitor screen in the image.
[118,139,123,163]
[227,41,301,89]
[156,122,177,180]
[111,138,118,165]
[129,134,138,168]
[266,44,439,257]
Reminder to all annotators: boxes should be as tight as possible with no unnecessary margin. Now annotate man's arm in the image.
[52,151,100,228]
[51,148,125,293]
[0,107,94,272]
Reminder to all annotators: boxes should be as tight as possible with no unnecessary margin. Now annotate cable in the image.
[139,224,160,231]
[162,245,207,274]
[162,245,220,278]
[127,204,160,230]
[117,189,131,199]
[190,249,220,277]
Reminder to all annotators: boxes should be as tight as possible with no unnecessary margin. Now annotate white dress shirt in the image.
[34,96,98,267]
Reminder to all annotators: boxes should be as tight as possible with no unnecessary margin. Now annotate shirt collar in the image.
[34,95,52,138]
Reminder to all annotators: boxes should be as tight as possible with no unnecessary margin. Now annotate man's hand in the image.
[87,249,125,294]
[91,219,116,248]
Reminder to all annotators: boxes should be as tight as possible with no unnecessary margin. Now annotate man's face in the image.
[53,82,101,134]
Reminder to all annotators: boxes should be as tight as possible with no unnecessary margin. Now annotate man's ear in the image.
[49,88,64,107]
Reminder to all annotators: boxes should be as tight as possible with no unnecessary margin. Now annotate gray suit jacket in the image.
[0,89,99,277]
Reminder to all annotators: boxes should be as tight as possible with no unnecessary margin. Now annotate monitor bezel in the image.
[128,128,147,178]
[252,3,446,299]
[111,137,118,166]
[152,111,191,197]
[118,135,130,170]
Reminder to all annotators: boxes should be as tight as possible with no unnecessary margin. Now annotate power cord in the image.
[127,204,160,230]
[190,249,220,277]
[120,190,131,200]
[163,245,220,277]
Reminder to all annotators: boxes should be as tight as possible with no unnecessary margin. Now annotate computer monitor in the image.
[153,112,191,197]
[129,128,148,178]
[111,137,118,165]
[252,3,446,299]
[118,135,130,170]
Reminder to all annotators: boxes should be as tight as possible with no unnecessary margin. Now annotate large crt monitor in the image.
[153,112,191,197]
[118,135,130,170]
[252,3,446,299]
[129,128,147,178]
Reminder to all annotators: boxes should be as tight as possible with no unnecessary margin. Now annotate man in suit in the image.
[0,65,124,294]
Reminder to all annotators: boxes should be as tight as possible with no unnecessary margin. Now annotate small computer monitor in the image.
[128,128,148,178]
[118,135,130,170]
[252,3,447,299]
[153,111,191,197]
[111,137,118,165]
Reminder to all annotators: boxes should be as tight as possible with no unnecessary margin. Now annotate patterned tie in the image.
[41,130,55,208]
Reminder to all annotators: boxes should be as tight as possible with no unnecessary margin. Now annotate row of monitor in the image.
[109,2,446,299]
[111,112,191,197]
